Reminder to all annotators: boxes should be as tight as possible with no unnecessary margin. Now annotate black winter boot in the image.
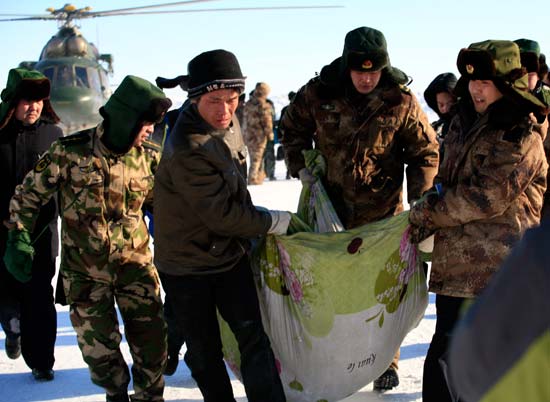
[373,367,399,392]
[106,393,130,402]
[164,352,179,376]
[32,368,54,381]
[5,336,20,360]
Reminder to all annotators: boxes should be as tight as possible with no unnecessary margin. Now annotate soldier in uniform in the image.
[279,26,439,391]
[242,82,274,185]
[0,68,62,381]
[513,39,550,219]
[264,97,277,180]
[409,40,548,402]
[3,75,172,402]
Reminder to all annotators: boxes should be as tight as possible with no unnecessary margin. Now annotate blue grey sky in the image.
[1,0,549,107]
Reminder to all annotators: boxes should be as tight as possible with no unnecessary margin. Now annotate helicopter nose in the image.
[50,87,104,134]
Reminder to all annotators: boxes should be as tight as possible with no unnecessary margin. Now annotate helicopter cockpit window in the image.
[75,67,90,88]
[87,68,102,92]
[42,67,54,83]
[56,66,73,87]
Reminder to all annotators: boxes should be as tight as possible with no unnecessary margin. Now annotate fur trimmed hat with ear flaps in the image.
[99,75,172,154]
[514,39,540,74]
[0,68,60,129]
[339,26,409,85]
[456,40,548,114]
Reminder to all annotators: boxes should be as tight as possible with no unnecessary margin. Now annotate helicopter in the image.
[0,1,342,134]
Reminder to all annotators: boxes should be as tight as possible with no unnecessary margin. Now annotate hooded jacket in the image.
[279,57,439,228]
[423,72,457,142]
[153,103,271,275]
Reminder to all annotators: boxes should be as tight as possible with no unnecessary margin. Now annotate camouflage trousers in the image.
[63,261,167,401]
[248,140,267,185]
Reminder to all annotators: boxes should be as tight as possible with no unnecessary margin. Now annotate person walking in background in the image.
[3,75,172,402]
[409,40,548,402]
[423,72,457,151]
[0,68,62,381]
[264,97,277,180]
[243,82,274,185]
[153,49,288,402]
[279,26,439,391]
[277,91,296,180]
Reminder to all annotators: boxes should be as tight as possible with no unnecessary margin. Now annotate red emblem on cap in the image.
[362,60,373,69]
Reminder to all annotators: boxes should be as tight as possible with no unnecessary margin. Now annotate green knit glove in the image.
[3,230,34,283]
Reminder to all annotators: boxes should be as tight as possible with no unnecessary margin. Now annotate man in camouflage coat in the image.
[513,39,550,219]
[279,26,439,391]
[3,75,172,402]
[243,82,274,185]
[409,40,548,402]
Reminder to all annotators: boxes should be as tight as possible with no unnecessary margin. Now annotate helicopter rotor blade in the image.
[0,16,57,22]
[0,13,50,17]
[89,5,343,19]
[84,0,218,16]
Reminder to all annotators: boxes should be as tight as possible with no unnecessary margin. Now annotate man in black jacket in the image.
[154,49,288,402]
[0,68,62,381]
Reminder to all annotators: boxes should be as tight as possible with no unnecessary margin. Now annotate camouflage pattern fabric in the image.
[410,105,547,298]
[538,117,550,219]
[242,96,273,184]
[8,125,167,401]
[280,79,439,228]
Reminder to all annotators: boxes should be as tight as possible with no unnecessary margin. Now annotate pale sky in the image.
[1,0,549,107]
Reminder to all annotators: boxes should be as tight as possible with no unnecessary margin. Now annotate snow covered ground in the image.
[0,160,435,402]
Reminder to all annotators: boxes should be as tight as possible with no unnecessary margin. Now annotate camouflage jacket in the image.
[8,125,160,274]
[410,99,548,297]
[538,117,550,219]
[280,67,439,228]
[153,104,271,275]
[242,96,274,149]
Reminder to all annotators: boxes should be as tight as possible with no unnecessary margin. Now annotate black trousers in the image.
[163,295,185,357]
[159,256,286,402]
[0,229,57,371]
[422,294,465,402]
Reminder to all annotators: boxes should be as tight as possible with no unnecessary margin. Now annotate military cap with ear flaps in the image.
[100,75,172,153]
[341,27,389,73]
[0,68,60,129]
[456,40,547,113]
[337,26,409,86]
[514,39,540,74]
